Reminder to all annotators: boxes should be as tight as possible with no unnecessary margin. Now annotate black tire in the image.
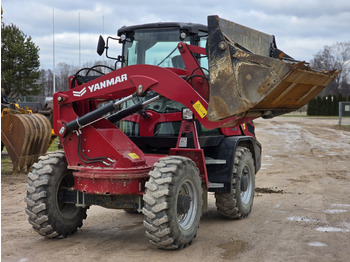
[143,156,202,249]
[25,151,87,238]
[215,146,255,219]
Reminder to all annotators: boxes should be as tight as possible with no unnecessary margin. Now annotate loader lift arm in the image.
[53,49,252,138]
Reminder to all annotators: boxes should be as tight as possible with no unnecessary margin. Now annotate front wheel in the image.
[143,156,203,249]
[215,146,255,219]
[25,151,87,238]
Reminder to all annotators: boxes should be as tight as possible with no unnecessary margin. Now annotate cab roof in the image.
[117,22,208,36]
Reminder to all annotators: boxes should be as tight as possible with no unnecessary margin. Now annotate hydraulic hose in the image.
[108,95,160,123]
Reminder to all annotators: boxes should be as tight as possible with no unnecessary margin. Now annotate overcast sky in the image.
[2,0,350,69]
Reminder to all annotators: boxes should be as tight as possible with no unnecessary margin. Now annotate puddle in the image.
[218,240,250,259]
[323,209,347,214]
[263,155,273,159]
[261,163,273,166]
[315,227,349,233]
[286,216,321,223]
[330,204,350,208]
[307,241,327,247]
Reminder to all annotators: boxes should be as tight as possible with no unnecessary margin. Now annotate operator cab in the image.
[117,22,208,70]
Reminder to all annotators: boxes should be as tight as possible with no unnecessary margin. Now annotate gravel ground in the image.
[1,117,350,262]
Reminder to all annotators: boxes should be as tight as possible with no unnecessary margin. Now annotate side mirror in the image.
[97,35,106,56]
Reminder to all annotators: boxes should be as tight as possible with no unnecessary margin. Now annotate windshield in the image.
[123,28,190,68]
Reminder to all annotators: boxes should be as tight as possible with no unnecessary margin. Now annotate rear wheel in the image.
[143,156,202,249]
[215,146,255,219]
[25,151,87,238]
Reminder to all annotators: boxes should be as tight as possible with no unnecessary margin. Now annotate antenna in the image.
[52,8,56,95]
[79,12,81,68]
[102,15,105,67]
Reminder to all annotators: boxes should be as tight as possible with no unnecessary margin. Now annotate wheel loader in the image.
[25,15,338,249]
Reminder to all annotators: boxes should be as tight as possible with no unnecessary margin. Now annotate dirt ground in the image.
[1,117,350,262]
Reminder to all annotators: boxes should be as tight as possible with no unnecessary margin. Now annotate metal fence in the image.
[339,101,350,125]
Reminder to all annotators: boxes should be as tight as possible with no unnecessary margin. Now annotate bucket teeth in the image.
[1,113,52,173]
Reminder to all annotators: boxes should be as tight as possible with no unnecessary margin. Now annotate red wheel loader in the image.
[25,15,338,249]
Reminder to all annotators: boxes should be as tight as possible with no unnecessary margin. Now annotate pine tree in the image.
[325,95,332,116]
[1,23,41,100]
[316,96,323,115]
[332,95,338,116]
[307,98,316,116]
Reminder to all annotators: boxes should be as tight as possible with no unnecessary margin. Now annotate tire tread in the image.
[142,156,202,249]
[25,150,87,239]
[215,146,255,219]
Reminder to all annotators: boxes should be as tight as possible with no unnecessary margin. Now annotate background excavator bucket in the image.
[1,113,52,173]
[206,15,340,121]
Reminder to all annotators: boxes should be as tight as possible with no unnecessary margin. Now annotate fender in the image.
[205,136,261,193]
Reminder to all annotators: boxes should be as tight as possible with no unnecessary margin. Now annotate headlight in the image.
[120,34,126,42]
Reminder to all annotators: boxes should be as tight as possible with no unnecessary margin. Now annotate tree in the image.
[1,23,41,100]
[310,42,350,97]
[35,60,117,97]
[332,95,339,116]
[307,97,317,116]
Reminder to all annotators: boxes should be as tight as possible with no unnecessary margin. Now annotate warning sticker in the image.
[128,153,140,159]
[193,101,207,118]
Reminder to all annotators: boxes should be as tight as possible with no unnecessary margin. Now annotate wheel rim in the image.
[240,165,253,205]
[177,179,197,230]
[57,175,80,219]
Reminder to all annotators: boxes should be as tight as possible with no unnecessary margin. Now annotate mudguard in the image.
[205,136,261,193]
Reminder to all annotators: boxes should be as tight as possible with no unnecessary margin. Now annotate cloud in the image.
[2,0,350,69]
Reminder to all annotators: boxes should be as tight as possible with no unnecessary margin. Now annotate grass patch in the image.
[1,156,14,176]
[281,115,339,118]
[281,115,308,117]
[47,137,60,152]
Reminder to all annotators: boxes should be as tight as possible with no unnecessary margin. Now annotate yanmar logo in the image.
[73,87,86,97]
[73,74,127,97]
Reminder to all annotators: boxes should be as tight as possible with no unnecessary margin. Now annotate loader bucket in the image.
[206,15,339,121]
[1,113,52,173]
